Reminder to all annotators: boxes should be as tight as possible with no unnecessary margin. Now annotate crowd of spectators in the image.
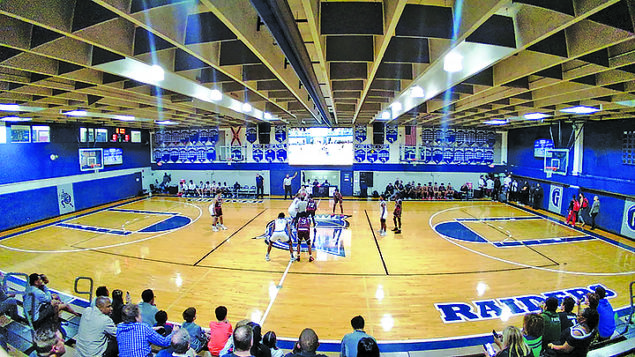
[382,179,465,200]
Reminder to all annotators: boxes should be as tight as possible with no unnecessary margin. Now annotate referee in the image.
[283,172,297,199]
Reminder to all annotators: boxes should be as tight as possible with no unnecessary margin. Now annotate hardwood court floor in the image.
[0,196,633,345]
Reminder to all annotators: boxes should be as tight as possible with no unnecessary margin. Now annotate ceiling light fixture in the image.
[148,65,165,81]
[390,102,402,112]
[155,120,177,125]
[410,86,425,98]
[381,111,391,120]
[560,105,600,114]
[1,116,31,122]
[484,119,507,125]
[263,112,273,120]
[114,115,135,121]
[242,103,252,112]
[209,89,223,101]
[443,52,463,73]
[0,104,20,111]
[524,113,550,120]
[64,110,87,116]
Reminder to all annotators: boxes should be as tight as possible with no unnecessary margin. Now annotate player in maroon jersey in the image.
[209,191,227,232]
[332,188,343,215]
[295,212,314,262]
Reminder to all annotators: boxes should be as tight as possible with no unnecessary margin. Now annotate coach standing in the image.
[283,172,297,200]
[256,174,264,199]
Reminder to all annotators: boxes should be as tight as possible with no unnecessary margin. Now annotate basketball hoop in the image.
[546,170,552,178]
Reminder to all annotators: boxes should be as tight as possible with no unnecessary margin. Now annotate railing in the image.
[74,276,94,305]
[622,280,635,334]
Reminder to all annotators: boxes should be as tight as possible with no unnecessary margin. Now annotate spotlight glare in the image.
[155,120,177,125]
[524,113,550,120]
[390,102,402,112]
[484,119,507,125]
[149,65,165,81]
[381,111,390,120]
[242,103,252,112]
[0,104,20,111]
[1,116,31,122]
[444,52,463,73]
[411,86,425,98]
[114,115,135,121]
[264,112,273,120]
[65,110,87,116]
[210,89,223,101]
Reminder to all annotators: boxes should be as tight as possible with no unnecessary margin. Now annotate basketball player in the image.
[210,191,227,232]
[332,188,343,215]
[392,194,402,234]
[295,212,314,262]
[288,193,302,227]
[379,195,387,236]
[306,195,318,231]
[266,212,295,262]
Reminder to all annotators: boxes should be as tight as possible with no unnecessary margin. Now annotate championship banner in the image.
[472,148,484,164]
[476,130,486,147]
[378,145,390,163]
[57,183,75,215]
[466,129,476,146]
[153,148,163,162]
[231,147,244,161]
[385,124,398,143]
[453,148,464,164]
[432,147,443,164]
[354,125,367,143]
[366,146,379,163]
[404,146,417,162]
[196,146,207,162]
[206,146,216,162]
[620,200,635,239]
[434,128,444,145]
[276,145,287,162]
[187,148,198,163]
[442,147,454,164]
[455,129,465,147]
[189,129,200,145]
[486,131,496,147]
[420,146,432,163]
[484,149,494,165]
[275,125,286,142]
[209,127,219,143]
[252,144,264,162]
[169,148,180,163]
[422,128,434,145]
[265,146,276,162]
[199,128,209,144]
[446,129,456,145]
[246,126,257,143]
[548,185,563,214]
[179,130,189,146]
[354,145,366,162]
[464,148,474,163]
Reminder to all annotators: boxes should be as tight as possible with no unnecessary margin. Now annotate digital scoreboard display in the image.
[288,127,353,166]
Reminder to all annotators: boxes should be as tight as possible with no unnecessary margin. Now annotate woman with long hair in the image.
[548,308,599,356]
[493,326,532,357]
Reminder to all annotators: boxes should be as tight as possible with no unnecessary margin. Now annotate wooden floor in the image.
[1,196,633,347]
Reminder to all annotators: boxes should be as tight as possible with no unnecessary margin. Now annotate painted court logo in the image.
[435,284,616,323]
[258,214,349,257]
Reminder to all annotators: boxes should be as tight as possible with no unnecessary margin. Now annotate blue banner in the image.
[385,124,398,143]
[434,128,444,145]
[199,129,209,144]
[246,126,257,144]
[476,130,486,147]
[404,146,417,161]
[265,147,276,162]
[420,146,431,163]
[484,148,494,165]
[252,145,263,162]
[378,147,390,163]
[453,148,464,164]
[422,128,434,145]
[354,125,367,143]
[206,146,216,162]
[446,129,456,145]
[209,127,219,143]
[153,149,162,162]
[231,147,243,161]
[455,129,465,147]
[187,148,197,162]
[432,147,443,164]
[275,125,286,142]
[366,147,378,163]
[276,147,287,162]
[170,149,180,163]
[354,147,366,162]
[196,146,206,162]
[472,149,484,164]
[466,129,476,146]
[464,148,474,163]
[443,147,454,164]
[486,131,496,147]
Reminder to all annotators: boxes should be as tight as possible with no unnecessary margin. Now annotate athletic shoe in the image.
[395,230,401,234]
[219,224,227,230]
[380,231,386,237]
[309,256,314,262]
[265,254,270,261]
[212,226,218,232]
[391,227,398,231]
[296,256,301,262]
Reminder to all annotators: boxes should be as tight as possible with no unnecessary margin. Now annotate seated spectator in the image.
[139,289,158,326]
[90,286,109,307]
[289,328,327,357]
[178,180,187,197]
[248,322,271,357]
[522,313,543,357]
[75,296,117,357]
[197,181,204,197]
[0,271,22,322]
[30,325,66,357]
[24,273,58,329]
[156,328,197,357]
[219,319,250,357]
[356,337,379,357]
[547,308,599,356]
[155,310,173,337]
[110,289,125,325]
[540,297,561,350]
[558,297,578,333]
[181,307,209,353]
[187,180,197,196]
[595,286,616,340]
[209,305,233,356]
[341,315,374,357]
[222,325,253,357]
[263,331,284,357]
[117,303,175,357]
[492,326,532,357]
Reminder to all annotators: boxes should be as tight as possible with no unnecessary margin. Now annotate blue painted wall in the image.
[0,187,59,231]
[508,119,635,235]
[74,173,142,211]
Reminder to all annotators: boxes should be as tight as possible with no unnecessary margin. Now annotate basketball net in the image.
[228,157,232,166]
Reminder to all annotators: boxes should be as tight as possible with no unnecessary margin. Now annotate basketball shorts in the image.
[270,232,289,243]
[297,230,310,242]
[212,208,222,217]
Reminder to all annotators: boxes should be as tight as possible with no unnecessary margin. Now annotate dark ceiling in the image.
[0,0,633,130]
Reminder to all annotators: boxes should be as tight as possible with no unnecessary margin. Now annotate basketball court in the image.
[1,196,633,351]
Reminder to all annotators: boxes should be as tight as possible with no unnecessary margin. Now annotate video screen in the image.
[288,127,353,166]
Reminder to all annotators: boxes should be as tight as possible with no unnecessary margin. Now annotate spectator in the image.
[110,289,125,325]
[263,331,284,357]
[248,322,271,357]
[225,325,254,357]
[578,193,589,227]
[533,184,543,209]
[290,328,327,357]
[75,296,117,357]
[590,196,600,230]
[181,307,209,353]
[24,273,57,329]
[595,286,616,341]
[522,313,543,357]
[492,326,532,357]
[558,297,578,332]
[356,337,379,357]
[155,310,173,336]
[341,315,374,357]
[116,303,175,357]
[0,272,22,322]
[156,328,197,357]
[256,174,265,199]
[90,286,109,307]
[30,326,66,357]
[540,297,561,350]
[219,319,251,357]
[547,308,599,356]
[209,306,233,356]
[139,289,158,326]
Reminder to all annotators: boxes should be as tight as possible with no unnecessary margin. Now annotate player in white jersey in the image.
[378,194,388,236]
[265,212,295,262]
[288,194,302,225]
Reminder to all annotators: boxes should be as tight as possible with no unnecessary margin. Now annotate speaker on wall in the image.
[373,122,384,145]
[258,122,271,144]
[405,126,412,135]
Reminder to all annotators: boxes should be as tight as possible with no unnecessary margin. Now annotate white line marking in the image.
[260,258,293,326]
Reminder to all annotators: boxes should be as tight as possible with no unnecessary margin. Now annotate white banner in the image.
[548,185,563,214]
[620,199,635,239]
[57,183,76,215]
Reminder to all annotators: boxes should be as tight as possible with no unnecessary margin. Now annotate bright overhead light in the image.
[381,111,390,120]
[148,65,165,81]
[444,52,463,73]
[114,115,135,121]
[210,89,222,101]
[242,103,252,112]
[484,119,507,125]
[560,105,600,114]
[64,110,87,116]
[390,102,402,112]
[524,113,550,120]
[410,86,425,98]
[155,120,177,125]
[1,116,31,122]
[0,104,20,111]
[263,112,273,120]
